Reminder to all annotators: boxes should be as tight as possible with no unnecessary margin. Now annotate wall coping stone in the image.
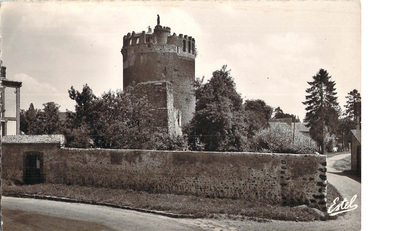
[60,147,321,157]
[1,135,65,145]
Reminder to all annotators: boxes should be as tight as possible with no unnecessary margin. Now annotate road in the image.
[2,197,208,231]
[2,152,360,231]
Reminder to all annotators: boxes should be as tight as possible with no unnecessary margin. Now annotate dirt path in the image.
[326,153,361,230]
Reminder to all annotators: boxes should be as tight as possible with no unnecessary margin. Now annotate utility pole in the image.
[292,119,295,143]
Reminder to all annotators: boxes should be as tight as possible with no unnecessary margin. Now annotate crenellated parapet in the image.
[121,25,196,59]
[167,33,196,56]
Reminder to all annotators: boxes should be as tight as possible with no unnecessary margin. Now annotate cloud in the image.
[10,73,72,110]
[13,73,58,95]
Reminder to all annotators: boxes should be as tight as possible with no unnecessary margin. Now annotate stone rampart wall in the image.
[1,140,327,211]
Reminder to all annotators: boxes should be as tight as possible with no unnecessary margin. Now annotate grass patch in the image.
[327,182,343,208]
[3,181,341,222]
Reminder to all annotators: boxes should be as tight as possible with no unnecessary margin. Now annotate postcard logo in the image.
[328,195,358,216]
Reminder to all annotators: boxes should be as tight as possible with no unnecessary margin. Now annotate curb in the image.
[4,193,197,219]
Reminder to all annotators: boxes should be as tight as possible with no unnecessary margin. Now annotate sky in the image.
[0,0,360,124]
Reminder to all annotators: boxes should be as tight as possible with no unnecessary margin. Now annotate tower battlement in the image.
[121,26,196,58]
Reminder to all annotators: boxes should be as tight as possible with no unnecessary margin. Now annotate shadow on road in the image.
[330,170,361,183]
[3,209,117,231]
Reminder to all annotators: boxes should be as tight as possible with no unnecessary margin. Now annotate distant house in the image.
[294,123,311,138]
[294,121,338,152]
[269,118,293,126]
[351,102,361,175]
[269,119,311,138]
[351,129,361,174]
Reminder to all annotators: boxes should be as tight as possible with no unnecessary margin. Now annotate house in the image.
[269,118,293,126]
[294,123,311,138]
[351,102,361,174]
[269,118,312,140]
[350,129,361,174]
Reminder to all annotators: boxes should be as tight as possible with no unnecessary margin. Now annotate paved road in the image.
[2,197,206,231]
[2,153,360,231]
[326,153,361,230]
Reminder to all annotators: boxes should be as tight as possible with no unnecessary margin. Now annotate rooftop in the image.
[295,123,310,133]
[351,129,361,143]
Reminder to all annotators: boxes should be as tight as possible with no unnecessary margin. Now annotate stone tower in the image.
[121,16,196,127]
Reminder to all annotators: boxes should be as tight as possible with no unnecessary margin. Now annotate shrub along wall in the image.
[1,135,327,211]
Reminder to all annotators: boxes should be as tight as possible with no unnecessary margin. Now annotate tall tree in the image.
[67,84,102,128]
[244,99,273,137]
[303,69,340,153]
[20,103,40,135]
[337,89,361,151]
[184,65,248,151]
[38,102,62,134]
[343,89,361,120]
[65,84,103,146]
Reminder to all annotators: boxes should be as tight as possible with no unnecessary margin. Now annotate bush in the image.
[63,126,93,148]
[251,123,317,154]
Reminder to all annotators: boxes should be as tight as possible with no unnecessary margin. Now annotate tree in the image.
[272,106,300,122]
[20,102,62,135]
[20,103,40,135]
[92,87,154,149]
[64,83,186,150]
[244,99,273,137]
[184,65,248,151]
[38,102,62,134]
[303,69,340,153]
[343,89,361,120]
[65,84,105,147]
[337,89,361,151]
[67,84,101,129]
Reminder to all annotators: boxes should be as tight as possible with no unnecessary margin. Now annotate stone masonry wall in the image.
[131,81,181,137]
[1,139,2,230]
[1,141,327,211]
[123,51,195,126]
